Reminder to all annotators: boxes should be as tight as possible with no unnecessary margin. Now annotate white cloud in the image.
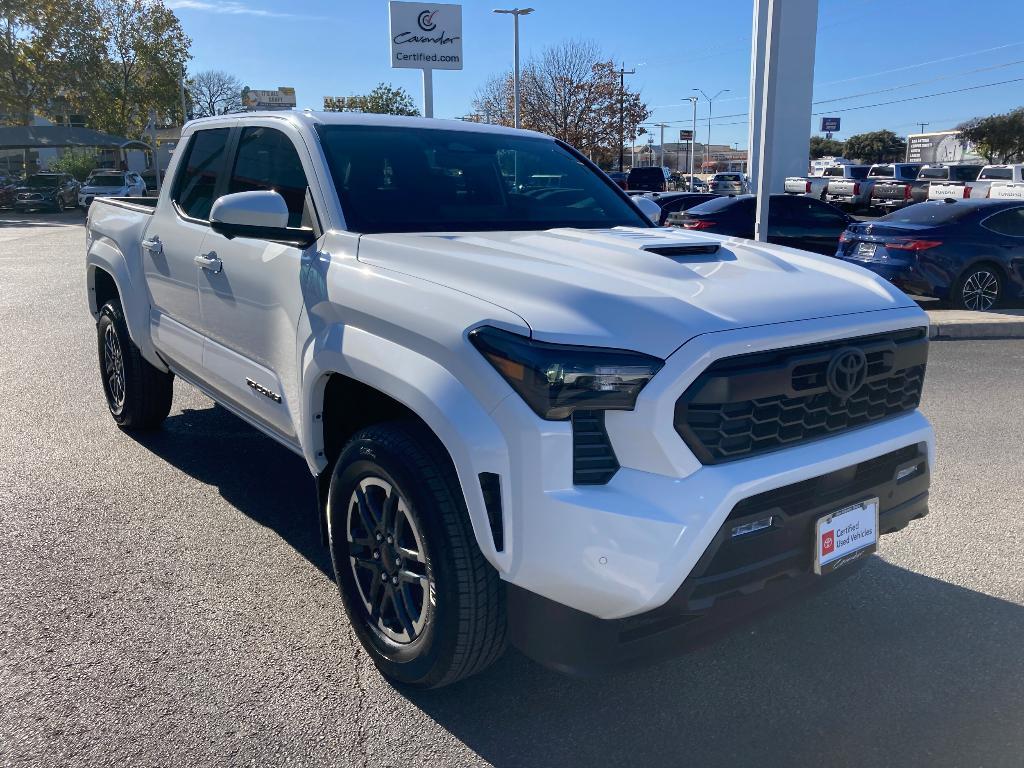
[165,0,313,19]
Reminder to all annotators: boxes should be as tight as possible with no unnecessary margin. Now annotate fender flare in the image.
[86,238,167,372]
[301,324,514,572]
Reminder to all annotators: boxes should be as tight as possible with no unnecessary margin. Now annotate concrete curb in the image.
[927,309,1024,340]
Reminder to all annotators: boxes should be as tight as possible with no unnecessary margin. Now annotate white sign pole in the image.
[422,68,433,118]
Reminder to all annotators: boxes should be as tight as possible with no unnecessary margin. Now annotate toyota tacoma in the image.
[85,112,933,687]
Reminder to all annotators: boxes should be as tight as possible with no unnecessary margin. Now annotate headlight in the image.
[469,326,663,420]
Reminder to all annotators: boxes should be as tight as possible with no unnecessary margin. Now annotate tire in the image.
[96,300,174,429]
[952,263,1002,312]
[55,196,64,213]
[326,422,506,688]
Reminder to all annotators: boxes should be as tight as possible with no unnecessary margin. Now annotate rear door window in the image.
[983,207,1024,237]
[172,128,230,221]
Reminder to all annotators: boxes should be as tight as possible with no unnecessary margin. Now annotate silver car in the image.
[78,171,147,208]
[709,172,749,195]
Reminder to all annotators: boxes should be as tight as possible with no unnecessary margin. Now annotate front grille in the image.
[675,328,927,464]
[572,410,619,485]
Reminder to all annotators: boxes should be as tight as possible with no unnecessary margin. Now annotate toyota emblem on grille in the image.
[826,347,867,400]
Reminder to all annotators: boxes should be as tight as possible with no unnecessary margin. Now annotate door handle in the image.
[141,236,162,256]
[195,251,223,274]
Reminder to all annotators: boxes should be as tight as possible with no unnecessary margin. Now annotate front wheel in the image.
[326,423,506,688]
[953,264,1002,311]
[96,300,174,429]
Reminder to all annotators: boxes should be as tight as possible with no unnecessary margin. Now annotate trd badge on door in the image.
[246,377,282,403]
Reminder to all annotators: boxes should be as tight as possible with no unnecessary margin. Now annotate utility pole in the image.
[493,8,534,129]
[686,96,699,190]
[180,65,188,125]
[617,63,636,172]
[917,122,929,134]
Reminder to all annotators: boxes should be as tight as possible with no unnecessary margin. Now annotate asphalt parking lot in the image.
[2,212,1023,767]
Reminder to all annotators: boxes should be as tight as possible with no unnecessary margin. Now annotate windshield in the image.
[26,175,60,188]
[979,167,1012,180]
[88,175,126,186]
[881,201,978,225]
[316,125,650,233]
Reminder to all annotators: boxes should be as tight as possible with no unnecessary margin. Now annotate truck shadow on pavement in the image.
[130,404,334,579]
[129,404,1024,767]
[407,553,1024,767]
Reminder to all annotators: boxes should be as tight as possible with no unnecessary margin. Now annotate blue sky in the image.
[171,0,1024,148]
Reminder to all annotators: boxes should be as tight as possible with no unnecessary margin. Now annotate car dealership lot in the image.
[2,215,1023,767]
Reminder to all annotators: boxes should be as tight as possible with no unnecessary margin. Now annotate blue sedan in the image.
[835,200,1024,311]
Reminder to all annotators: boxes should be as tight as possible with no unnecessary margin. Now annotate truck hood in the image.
[356,227,919,358]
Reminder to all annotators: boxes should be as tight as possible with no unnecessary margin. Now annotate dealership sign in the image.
[388,2,463,70]
[820,117,840,132]
[679,129,694,141]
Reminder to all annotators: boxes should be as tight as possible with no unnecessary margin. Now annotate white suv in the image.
[85,112,933,687]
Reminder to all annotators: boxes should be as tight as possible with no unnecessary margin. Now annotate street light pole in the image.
[694,88,730,172]
[493,8,534,129]
[617,63,636,172]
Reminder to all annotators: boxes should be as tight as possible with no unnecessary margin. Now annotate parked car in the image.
[605,170,628,190]
[988,182,1024,200]
[85,111,932,687]
[827,163,918,212]
[835,199,1024,311]
[708,172,749,195]
[675,174,708,192]
[626,165,668,192]
[78,171,147,209]
[785,164,870,200]
[873,163,978,209]
[928,163,1024,201]
[644,191,718,225]
[0,174,21,209]
[675,193,854,254]
[13,173,79,212]
[865,164,924,213]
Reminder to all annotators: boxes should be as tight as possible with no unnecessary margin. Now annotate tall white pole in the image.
[422,68,433,118]
[513,13,521,128]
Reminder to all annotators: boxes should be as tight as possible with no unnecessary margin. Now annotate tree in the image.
[842,130,906,164]
[91,0,190,138]
[809,136,845,159]
[471,39,650,167]
[48,147,98,180]
[323,83,419,116]
[0,0,106,125]
[958,108,1024,164]
[187,69,243,118]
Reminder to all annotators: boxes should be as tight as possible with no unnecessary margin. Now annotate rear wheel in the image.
[96,300,173,429]
[327,422,506,688]
[953,264,1002,311]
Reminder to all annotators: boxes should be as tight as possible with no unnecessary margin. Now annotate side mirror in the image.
[210,190,314,245]
[633,194,663,225]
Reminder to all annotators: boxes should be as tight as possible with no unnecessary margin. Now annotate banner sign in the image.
[244,88,296,110]
[389,2,463,70]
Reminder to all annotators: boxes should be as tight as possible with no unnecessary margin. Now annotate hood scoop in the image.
[642,243,722,261]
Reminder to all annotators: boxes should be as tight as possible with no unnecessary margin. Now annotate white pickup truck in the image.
[85,112,934,687]
[928,163,1024,201]
[825,163,918,211]
[784,164,870,200]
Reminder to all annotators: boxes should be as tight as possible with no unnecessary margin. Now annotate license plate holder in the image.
[856,241,877,258]
[814,498,879,575]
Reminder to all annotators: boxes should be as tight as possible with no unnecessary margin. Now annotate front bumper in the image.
[14,198,56,211]
[509,445,930,674]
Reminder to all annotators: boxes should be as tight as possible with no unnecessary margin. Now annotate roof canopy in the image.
[0,125,149,150]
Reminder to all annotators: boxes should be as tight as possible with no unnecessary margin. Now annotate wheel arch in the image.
[302,325,514,572]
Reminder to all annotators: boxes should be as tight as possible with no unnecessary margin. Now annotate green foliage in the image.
[323,83,420,116]
[48,148,99,181]
[958,108,1024,164]
[809,136,845,160]
[842,130,907,164]
[0,0,190,137]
